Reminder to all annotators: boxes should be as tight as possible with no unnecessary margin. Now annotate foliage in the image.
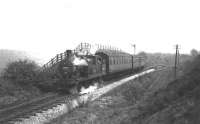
[144,53,175,66]
[180,55,200,74]
[1,59,66,92]
[190,49,199,57]
[136,55,200,121]
[138,51,147,59]
[1,59,39,85]
[138,52,192,69]
[0,49,29,73]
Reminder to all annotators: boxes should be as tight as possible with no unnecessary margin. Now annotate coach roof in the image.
[95,49,132,57]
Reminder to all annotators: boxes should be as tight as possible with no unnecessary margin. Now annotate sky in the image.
[0,0,200,64]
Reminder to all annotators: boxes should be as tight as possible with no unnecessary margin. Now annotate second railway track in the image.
[0,93,71,124]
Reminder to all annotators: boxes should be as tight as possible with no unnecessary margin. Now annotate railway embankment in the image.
[48,55,200,124]
[10,69,154,124]
[47,67,173,124]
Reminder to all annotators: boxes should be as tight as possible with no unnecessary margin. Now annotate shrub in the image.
[181,55,200,75]
[1,59,40,85]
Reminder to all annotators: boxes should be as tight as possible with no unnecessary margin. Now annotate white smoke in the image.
[90,44,98,54]
[80,83,98,94]
[72,55,88,66]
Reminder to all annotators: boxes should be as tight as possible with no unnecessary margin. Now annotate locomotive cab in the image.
[78,55,104,80]
[59,53,104,83]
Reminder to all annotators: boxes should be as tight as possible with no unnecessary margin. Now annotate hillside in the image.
[48,55,200,124]
[138,55,200,124]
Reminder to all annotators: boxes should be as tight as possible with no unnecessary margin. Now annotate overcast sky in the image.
[0,0,200,64]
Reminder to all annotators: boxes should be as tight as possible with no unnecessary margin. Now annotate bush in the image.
[1,59,40,85]
[182,55,200,74]
[136,55,200,119]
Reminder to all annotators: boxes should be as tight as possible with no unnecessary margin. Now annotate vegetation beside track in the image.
[0,50,198,124]
[47,67,174,124]
[48,54,200,124]
[0,59,44,108]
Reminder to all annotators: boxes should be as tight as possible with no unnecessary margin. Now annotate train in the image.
[40,43,146,93]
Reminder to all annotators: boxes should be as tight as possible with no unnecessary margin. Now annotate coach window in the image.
[110,57,113,65]
[117,57,119,64]
[97,57,102,64]
[93,56,96,64]
[118,57,119,64]
[124,57,126,64]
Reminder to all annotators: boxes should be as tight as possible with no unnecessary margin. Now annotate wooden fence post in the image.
[60,53,63,60]
[56,54,59,63]
[51,58,54,66]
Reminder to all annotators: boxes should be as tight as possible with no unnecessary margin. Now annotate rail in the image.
[0,93,63,124]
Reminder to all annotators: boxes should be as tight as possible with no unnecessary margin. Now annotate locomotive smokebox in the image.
[66,50,72,57]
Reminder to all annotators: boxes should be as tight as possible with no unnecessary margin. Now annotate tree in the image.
[190,49,199,57]
[1,59,39,85]
[138,51,147,59]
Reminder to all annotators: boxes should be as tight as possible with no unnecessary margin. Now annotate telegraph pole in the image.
[174,44,180,79]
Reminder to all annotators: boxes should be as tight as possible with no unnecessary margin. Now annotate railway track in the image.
[0,93,74,124]
[0,65,166,124]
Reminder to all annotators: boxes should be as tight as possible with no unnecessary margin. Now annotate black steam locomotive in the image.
[41,43,146,93]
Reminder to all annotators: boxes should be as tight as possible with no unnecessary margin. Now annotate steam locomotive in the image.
[41,43,146,93]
